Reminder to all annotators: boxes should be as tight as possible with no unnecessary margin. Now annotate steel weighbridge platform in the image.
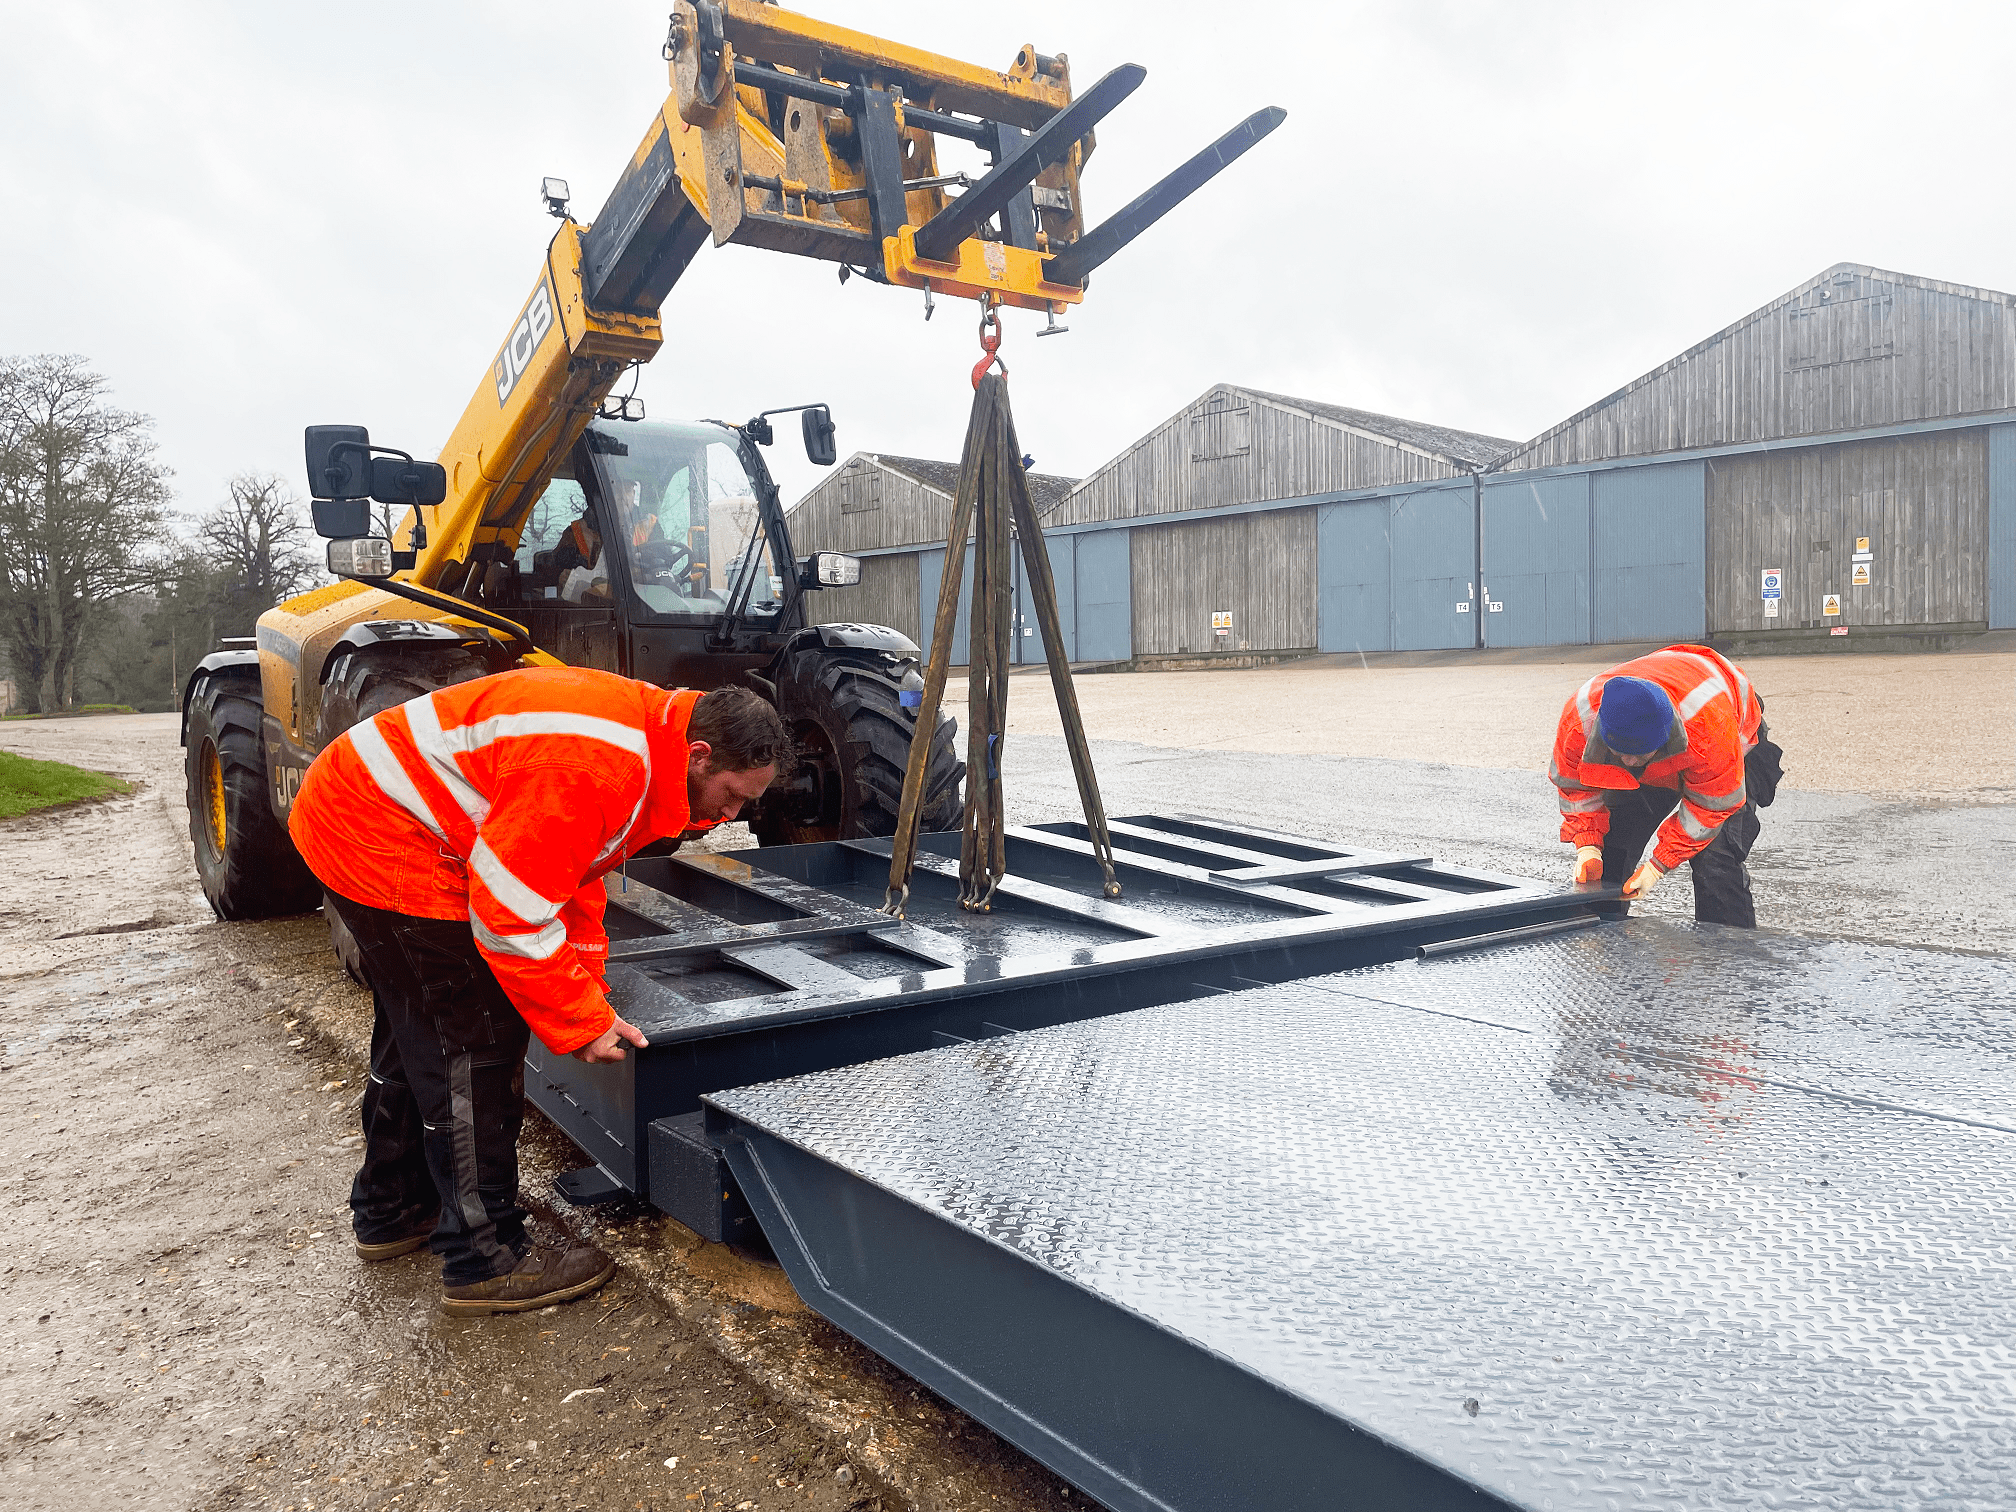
[531,818,2016,1510]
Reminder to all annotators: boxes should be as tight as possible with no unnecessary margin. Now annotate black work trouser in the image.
[1600,740,1773,929]
[323,891,530,1285]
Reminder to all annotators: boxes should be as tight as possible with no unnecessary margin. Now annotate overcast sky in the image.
[7,0,2014,528]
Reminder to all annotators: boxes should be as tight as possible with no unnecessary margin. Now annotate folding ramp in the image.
[706,919,2016,1512]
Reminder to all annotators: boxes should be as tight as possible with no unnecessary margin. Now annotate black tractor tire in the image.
[316,644,497,749]
[185,669,324,921]
[316,644,496,984]
[752,646,963,846]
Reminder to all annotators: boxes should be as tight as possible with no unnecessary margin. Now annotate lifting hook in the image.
[971,300,1008,390]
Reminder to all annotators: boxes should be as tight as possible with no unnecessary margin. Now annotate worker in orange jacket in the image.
[289,667,785,1314]
[1550,644,1783,927]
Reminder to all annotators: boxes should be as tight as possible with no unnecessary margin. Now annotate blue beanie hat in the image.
[1598,676,1676,755]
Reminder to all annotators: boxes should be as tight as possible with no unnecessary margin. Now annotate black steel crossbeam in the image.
[1207,855,1436,885]
[912,63,1146,263]
[527,818,1601,1209]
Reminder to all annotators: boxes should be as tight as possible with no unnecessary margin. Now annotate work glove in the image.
[1573,846,1603,885]
[1622,860,1665,899]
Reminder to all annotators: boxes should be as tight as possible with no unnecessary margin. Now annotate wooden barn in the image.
[785,452,1078,661]
[788,262,2016,666]
[1482,263,2016,647]
[791,387,1516,664]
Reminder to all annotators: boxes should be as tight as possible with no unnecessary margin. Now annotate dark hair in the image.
[688,686,792,774]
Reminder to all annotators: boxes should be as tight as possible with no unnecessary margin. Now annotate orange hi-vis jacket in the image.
[1550,644,1763,874]
[290,666,714,1055]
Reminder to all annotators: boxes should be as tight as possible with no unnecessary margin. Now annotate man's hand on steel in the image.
[1621,861,1664,899]
[574,1016,650,1063]
[1573,846,1604,885]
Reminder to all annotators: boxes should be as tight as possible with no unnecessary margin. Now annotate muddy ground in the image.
[0,715,1077,1512]
[2,654,2009,1511]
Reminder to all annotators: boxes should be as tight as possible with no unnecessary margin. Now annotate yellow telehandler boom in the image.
[419,0,1283,593]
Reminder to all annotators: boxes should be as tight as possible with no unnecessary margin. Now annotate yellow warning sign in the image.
[1855,536,1870,553]
[1852,562,1871,586]
[1823,594,1842,616]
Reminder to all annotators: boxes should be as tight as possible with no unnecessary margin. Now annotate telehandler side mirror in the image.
[802,405,837,467]
[305,424,372,502]
[312,499,374,538]
[370,455,447,507]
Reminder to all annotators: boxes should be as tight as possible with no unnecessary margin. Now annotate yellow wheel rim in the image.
[201,740,228,856]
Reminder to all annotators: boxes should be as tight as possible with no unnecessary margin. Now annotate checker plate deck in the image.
[709,919,2016,1512]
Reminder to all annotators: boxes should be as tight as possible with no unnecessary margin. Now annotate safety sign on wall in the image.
[1822,594,1842,616]
[1856,536,1871,552]
[1852,562,1871,586]
[1760,568,1782,600]
[1211,611,1232,636]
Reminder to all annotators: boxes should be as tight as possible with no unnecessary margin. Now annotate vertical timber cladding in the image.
[1498,265,2016,471]
[1705,430,1989,632]
[809,552,922,644]
[1129,508,1317,655]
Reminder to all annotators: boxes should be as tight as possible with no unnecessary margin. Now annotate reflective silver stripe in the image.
[404,694,491,828]
[443,710,650,760]
[469,838,560,926]
[470,912,566,961]
[1684,781,1747,812]
[1676,679,1723,720]
[1558,794,1607,814]
[444,1054,505,1262]
[593,791,648,868]
[1670,651,1736,715]
[345,720,446,840]
[1574,678,1600,736]
[1675,804,1718,841]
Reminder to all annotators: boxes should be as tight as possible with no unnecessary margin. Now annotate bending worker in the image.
[289,668,786,1315]
[1550,643,1782,927]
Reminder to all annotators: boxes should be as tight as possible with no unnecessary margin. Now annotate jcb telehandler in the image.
[179,0,1283,925]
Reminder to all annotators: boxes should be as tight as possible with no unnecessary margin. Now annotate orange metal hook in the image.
[971,303,1007,389]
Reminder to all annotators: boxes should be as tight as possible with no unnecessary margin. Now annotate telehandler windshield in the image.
[512,420,783,624]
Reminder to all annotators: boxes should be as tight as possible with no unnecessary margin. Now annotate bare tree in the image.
[198,472,321,635]
[0,355,170,712]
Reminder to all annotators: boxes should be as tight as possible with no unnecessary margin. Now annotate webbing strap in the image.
[883,374,1121,916]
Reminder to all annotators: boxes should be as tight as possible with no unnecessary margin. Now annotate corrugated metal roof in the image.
[1235,387,1519,469]
[871,453,1080,515]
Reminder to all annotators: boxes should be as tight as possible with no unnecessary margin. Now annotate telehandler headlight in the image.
[542,177,571,218]
[328,537,396,579]
[800,551,861,589]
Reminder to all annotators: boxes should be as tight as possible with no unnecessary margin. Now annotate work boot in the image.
[439,1241,617,1316]
[354,1210,440,1262]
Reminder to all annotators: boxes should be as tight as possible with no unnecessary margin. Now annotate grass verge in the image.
[0,749,134,819]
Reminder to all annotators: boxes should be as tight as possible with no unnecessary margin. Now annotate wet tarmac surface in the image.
[1000,736,2016,956]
